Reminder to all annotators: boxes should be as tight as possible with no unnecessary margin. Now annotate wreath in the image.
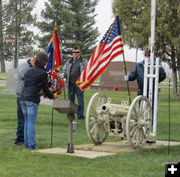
[43,69,64,98]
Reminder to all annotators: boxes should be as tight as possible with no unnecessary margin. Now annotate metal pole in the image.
[143,56,148,98]
[67,113,74,153]
[150,0,158,138]
[149,0,156,104]
[153,58,159,135]
[168,77,171,154]
[144,0,157,143]
[51,108,54,147]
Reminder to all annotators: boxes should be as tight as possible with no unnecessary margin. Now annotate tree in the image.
[112,0,180,97]
[3,0,37,68]
[0,0,5,72]
[112,0,150,49]
[155,0,180,97]
[36,0,99,63]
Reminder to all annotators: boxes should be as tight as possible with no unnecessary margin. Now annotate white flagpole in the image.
[150,0,158,141]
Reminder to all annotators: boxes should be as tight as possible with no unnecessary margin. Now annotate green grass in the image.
[0,72,7,80]
[0,86,179,177]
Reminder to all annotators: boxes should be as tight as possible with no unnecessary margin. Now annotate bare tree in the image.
[0,0,5,72]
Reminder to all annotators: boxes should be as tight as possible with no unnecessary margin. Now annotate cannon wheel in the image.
[86,92,109,145]
[126,95,152,148]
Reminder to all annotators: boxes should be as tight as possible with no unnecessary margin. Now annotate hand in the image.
[124,76,129,81]
[59,73,64,79]
[53,93,58,99]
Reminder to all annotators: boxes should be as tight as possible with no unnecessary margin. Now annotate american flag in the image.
[76,14,123,91]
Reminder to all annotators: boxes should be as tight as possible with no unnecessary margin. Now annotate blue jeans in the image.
[15,97,24,143]
[68,83,84,119]
[20,100,38,149]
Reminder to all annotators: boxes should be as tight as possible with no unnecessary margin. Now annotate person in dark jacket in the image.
[20,52,57,150]
[124,49,166,96]
[61,46,88,120]
[14,53,36,146]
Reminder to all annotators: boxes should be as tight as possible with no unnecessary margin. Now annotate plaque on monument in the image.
[1,69,16,95]
[90,61,137,91]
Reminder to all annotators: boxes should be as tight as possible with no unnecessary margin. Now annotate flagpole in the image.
[116,13,131,104]
[102,14,118,46]
[60,67,66,100]
[122,50,131,104]
[58,25,66,100]
[54,22,66,99]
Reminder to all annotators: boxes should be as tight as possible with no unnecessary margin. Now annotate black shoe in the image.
[14,141,24,146]
[78,117,84,120]
[146,140,156,144]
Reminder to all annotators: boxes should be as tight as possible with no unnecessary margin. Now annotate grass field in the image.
[0,72,7,80]
[0,75,180,177]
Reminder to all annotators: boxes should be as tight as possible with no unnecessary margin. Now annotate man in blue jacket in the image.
[124,49,166,143]
[124,49,166,96]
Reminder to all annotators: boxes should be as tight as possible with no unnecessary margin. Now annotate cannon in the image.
[85,92,152,148]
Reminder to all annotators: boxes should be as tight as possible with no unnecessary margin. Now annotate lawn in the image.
[0,83,180,177]
[0,72,7,80]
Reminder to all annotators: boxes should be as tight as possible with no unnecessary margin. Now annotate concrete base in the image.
[36,140,180,159]
[36,148,115,159]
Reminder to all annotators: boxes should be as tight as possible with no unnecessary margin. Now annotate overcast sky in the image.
[95,0,144,62]
[33,0,144,62]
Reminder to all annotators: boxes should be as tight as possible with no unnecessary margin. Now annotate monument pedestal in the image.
[90,61,137,91]
[1,69,16,94]
[53,99,78,153]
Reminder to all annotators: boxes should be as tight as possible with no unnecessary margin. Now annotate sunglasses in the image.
[145,54,150,57]
[73,51,80,54]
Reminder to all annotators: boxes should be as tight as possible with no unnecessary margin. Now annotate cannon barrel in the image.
[101,103,129,116]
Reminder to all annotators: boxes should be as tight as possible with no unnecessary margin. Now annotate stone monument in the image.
[1,69,16,95]
[90,61,137,91]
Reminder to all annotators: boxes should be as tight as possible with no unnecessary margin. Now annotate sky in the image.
[94,0,144,62]
[33,0,144,62]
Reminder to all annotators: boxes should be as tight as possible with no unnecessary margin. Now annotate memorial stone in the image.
[90,61,137,91]
[1,69,16,95]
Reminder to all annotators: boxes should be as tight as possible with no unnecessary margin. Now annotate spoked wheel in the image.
[86,92,109,145]
[126,95,152,148]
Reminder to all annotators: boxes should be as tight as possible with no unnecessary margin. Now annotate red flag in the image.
[46,26,62,72]
[54,27,62,68]
[76,14,123,91]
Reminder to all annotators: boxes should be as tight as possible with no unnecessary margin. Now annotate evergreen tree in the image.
[0,0,5,72]
[36,0,99,63]
[3,0,37,68]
